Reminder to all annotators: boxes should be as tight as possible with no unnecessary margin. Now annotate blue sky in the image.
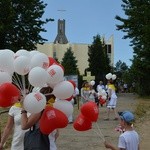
[41,0,133,67]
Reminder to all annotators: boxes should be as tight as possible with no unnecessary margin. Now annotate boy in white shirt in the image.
[104,111,140,150]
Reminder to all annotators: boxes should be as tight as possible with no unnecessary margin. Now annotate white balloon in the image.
[0,71,12,85]
[53,81,74,99]
[47,64,64,85]
[101,89,107,95]
[101,95,107,100]
[0,50,14,74]
[112,74,117,80]
[14,49,30,59]
[106,73,112,80]
[30,53,49,69]
[29,50,40,58]
[0,49,14,57]
[28,67,48,87]
[14,56,30,75]
[53,99,73,117]
[14,49,30,58]
[90,80,95,86]
[23,92,46,114]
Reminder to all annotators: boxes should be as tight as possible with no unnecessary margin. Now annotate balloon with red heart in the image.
[80,101,99,122]
[40,106,68,134]
[73,113,92,131]
[0,83,21,107]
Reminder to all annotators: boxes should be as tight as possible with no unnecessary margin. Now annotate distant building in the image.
[37,19,114,75]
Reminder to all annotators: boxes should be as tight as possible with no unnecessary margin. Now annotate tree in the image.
[88,34,111,85]
[115,0,150,96]
[0,0,52,52]
[61,47,79,75]
[114,60,128,79]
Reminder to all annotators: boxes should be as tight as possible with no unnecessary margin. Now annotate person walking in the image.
[104,111,140,150]
[104,77,118,120]
[96,81,105,92]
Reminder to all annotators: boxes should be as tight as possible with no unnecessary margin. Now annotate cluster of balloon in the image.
[0,49,75,133]
[97,86,107,105]
[73,101,99,131]
[105,73,117,80]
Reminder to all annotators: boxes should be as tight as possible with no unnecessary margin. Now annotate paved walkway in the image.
[57,93,138,150]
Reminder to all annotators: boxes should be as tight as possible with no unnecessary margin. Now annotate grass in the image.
[134,98,150,120]
[0,108,12,149]
[135,98,150,128]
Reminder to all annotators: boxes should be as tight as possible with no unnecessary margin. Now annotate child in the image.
[104,111,140,150]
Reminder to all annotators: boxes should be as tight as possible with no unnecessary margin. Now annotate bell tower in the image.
[54,19,68,44]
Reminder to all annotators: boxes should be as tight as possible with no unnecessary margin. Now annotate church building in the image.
[37,19,114,75]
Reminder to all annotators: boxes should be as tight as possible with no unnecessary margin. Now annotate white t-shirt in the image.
[9,106,29,150]
[118,130,139,150]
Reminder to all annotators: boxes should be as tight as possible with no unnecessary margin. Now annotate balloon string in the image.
[12,73,23,90]
[21,75,26,98]
[28,84,33,93]
[12,78,22,91]
[95,122,105,142]
[93,129,104,142]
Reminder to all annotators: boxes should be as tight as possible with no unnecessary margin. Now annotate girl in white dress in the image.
[104,79,118,120]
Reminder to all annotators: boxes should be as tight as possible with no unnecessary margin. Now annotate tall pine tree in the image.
[115,0,150,96]
[88,34,111,85]
[0,0,52,52]
[61,47,79,75]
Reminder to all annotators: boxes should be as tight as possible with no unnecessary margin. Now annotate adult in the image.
[104,111,140,150]
[96,81,105,92]
[48,129,59,150]
[68,87,79,123]
[0,102,29,150]
[21,86,54,150]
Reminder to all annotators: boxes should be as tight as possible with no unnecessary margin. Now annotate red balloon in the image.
[48,57,65,71]
[73,113,92,131]
[80,101,99,122]
[99,97,106,105]
[48,57,57,66]
[65,95,73,101]
[40,106,68,134]
[68,80,76,89]
[0,83,20,107]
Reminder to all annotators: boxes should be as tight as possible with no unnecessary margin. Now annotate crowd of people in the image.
[0,75,139,150]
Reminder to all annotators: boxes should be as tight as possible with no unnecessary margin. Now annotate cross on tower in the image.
[83,71,95,82]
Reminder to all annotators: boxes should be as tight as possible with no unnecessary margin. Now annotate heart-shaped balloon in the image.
[0,83,20,107]
[73,113,92,131]
[40,106,68,134]
[80,101,99,122]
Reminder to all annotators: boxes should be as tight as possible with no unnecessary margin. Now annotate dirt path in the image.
[56,93,148,150]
